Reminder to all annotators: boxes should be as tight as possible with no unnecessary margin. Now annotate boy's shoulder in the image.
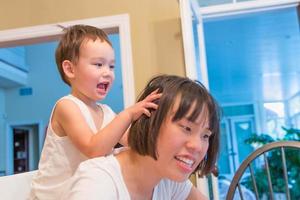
[53,95,81,109]
[52,95,87,116]
[97,103,115,114]
[55,94,77,105]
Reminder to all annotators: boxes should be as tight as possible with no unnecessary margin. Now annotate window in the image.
[264,102,285,138]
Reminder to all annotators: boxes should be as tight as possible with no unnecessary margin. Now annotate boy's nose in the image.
[102,65,112,76]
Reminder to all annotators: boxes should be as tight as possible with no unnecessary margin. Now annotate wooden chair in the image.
[226,141,300,200]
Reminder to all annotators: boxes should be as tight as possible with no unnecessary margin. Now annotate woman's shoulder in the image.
[62,155,124,199]
[78,154,119,172]
[72,155,126,192]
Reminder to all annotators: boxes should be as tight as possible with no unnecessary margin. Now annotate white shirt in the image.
[62,154,193,200]
[29,95,116,200]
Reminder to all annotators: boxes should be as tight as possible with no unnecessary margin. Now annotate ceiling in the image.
[203,7,300,105]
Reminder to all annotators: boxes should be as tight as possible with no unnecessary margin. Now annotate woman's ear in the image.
[62,60,75,79]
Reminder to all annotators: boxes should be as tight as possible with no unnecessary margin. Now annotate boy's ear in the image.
[62,60,75,79]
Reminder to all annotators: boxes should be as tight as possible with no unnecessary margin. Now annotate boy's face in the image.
[72,38,115,101]
[155,99,211,181]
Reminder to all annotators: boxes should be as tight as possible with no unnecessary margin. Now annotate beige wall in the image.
[0,0,185,95]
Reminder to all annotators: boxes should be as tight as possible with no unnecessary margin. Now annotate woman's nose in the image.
[186,135,203,153]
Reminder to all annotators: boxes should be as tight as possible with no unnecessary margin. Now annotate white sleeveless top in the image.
[29,95,116,200]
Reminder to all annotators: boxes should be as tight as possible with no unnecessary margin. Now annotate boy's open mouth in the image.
[97,82,109,91]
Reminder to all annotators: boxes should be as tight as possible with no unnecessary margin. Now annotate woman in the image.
[62,75,220,199]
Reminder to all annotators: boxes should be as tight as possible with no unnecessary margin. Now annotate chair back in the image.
[226,141,300,200]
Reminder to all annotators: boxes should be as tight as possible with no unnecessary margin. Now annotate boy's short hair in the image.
[128,74,220,176]
[55,24,112,85]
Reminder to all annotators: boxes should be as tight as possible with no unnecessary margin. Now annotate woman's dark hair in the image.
[128,74,220,176]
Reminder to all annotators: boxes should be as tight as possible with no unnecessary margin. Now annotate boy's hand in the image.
[126,89,161,121]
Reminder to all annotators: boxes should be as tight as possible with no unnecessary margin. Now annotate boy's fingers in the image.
[143,109,151,117]
[150,88,159,95]
[146,93,162,101]
[145,102,158,109]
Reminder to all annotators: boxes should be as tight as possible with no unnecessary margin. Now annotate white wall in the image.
[5,41,67,126]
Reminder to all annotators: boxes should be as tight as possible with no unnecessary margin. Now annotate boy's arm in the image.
[119,129,128,146]
[53,91,160,158]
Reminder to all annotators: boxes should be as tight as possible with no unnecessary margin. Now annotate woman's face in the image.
[155,99,211,182]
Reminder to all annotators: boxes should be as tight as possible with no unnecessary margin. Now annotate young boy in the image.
[29,25,160,199]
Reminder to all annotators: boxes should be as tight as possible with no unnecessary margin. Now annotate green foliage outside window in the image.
[241,127,300,199]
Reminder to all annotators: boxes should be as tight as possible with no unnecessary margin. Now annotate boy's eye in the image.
[95,63,103,67]
[109,65,115,69]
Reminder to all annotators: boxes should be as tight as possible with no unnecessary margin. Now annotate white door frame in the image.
[179,0,198,80]
[0,14,135,108]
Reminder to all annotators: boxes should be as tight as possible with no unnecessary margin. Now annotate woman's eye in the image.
[180,125,191,133]
[202,134,211,140]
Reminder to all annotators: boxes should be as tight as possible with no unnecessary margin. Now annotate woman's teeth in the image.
[175,156,194,167]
